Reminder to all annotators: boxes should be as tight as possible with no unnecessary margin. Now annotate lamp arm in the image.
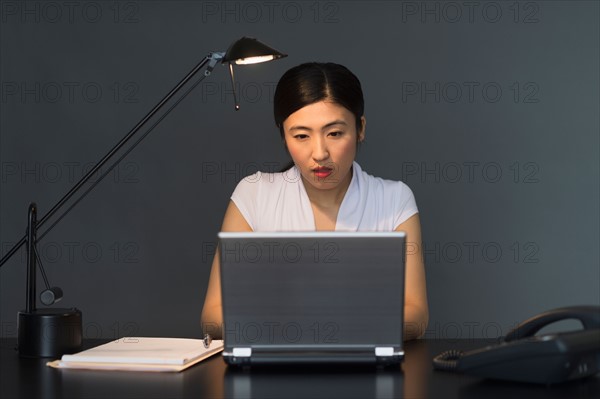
[25,204,37,312]
[0,52,224,268]
[37,53,222,244]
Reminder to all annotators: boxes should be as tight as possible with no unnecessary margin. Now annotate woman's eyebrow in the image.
[288,125,311,132]
[322,120,348,129]
[288,120,348,132]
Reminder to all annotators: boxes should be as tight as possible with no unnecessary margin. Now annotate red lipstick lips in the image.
[313,166,333,178]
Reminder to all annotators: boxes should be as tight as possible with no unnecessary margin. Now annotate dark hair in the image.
[273,62,365,138]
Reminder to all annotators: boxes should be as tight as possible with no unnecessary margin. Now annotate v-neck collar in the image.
[294,162,360,231]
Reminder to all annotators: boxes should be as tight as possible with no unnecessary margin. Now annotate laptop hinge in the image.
[232,347,252,357]
[375,347,394,357]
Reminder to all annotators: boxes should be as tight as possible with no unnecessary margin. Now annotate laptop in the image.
[218,231,406,366]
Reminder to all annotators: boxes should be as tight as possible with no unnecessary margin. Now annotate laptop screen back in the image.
[219,232,406,351]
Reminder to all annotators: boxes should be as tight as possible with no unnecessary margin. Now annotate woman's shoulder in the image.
[341,163,418,230]
[355,162,413,196]
[231,166,306,231]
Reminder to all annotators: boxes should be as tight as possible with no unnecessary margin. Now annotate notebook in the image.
[219,231,406,366]
[47,337,224,372]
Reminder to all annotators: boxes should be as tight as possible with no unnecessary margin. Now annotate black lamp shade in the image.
[222,37,287,65]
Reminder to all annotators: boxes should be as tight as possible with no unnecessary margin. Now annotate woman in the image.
[201,62,428,340]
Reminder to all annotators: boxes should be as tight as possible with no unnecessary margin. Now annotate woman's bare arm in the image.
[200,200,252,339]
[395,213,429,340]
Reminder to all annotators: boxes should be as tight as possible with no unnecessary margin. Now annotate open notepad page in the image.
[46,337,224,372]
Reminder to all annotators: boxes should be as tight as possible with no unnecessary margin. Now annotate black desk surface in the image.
[1,338,599,399]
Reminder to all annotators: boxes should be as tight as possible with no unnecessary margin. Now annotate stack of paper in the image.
[47,337,223,372]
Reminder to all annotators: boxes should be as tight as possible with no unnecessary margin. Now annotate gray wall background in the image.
[1,1,598,339]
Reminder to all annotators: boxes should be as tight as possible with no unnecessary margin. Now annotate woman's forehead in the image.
[284,101,354,129]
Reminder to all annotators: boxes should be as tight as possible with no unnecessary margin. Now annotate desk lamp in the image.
[0,37,286,357]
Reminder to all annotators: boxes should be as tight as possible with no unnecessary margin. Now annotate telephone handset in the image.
[433,305,600,384]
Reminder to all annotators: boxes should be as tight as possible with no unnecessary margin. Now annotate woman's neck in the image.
[302,166,353,210]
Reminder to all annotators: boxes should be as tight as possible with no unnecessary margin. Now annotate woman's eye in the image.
[329,131,343,137]
[294,134,308,140]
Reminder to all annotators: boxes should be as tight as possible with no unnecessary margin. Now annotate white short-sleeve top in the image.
[230,162,418,232]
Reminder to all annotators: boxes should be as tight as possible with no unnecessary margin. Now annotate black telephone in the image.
[433,305,600,384]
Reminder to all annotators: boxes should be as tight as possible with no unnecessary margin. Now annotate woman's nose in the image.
[311,137,329,162]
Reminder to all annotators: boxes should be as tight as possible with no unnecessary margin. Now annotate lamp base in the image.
[18,308,82,358]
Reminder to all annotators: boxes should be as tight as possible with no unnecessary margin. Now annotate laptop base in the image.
[223,347,404,367]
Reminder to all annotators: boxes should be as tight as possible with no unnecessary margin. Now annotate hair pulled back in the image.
[273,62,364,137]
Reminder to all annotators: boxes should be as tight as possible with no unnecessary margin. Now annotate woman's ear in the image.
[358,116,366,142]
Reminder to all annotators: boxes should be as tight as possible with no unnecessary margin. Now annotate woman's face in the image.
[283,101,365,192]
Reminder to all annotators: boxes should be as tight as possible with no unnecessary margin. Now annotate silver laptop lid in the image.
[219,232,406,361]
